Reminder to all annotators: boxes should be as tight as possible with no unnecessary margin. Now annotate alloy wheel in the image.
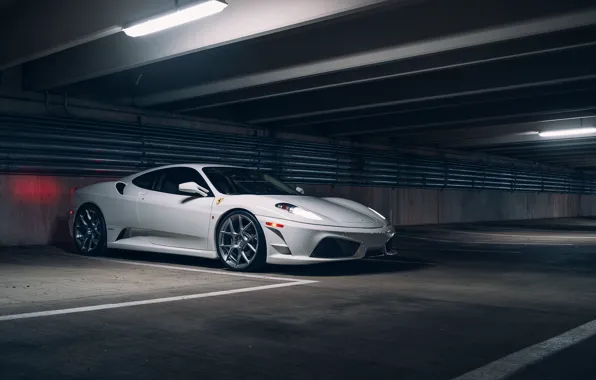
[218,214,259,270]
[74,206,103,253]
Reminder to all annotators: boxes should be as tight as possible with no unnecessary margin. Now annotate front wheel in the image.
[217,211,266,271]
[73,204,107,256]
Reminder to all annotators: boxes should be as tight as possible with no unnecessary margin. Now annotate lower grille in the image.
[366,239,393,257]
[311,238,361,258]
[365,248,384,257]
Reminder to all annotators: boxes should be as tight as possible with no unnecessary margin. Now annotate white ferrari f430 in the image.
[70,164,396,271]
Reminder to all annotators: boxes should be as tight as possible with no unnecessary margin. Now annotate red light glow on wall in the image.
[9,176,63,204]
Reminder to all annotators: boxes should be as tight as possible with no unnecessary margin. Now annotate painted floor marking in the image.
[74,254,310,283]
[451,319,596,380]
[0,255,317,322]
[439,248,522,254]
[470,242,573,246]
[432,228,596,240]
[392,233,455,243]
[395,234,573,246]
[0,282,314,322]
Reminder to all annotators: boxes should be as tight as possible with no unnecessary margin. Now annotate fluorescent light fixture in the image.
[123,0,227,37]
[538,127,596,138]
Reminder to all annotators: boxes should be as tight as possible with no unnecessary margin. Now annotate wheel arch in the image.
[72,201,108,255]
[75,201,106,218]
[212,207,268,254]
[73,202,107,236]
[213,207,268,271]
[213,208,260,241]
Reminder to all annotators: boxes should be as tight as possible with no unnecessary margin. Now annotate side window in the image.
[155,167,213,197]
[132,170,159,190]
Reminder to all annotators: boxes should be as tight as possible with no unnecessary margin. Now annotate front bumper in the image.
[256,216,395,265]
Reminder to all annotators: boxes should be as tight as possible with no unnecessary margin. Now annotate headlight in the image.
[368,207,386,220]
[276,203,322,220]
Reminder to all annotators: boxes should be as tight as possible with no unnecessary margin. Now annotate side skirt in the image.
[108,236,218,259]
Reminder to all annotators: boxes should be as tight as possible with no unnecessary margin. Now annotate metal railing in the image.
[0,114,593,193]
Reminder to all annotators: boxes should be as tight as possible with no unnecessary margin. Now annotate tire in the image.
[73,204,108,256]
[216,210,267,271]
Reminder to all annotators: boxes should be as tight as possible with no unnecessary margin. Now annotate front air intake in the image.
[310,238,361,258]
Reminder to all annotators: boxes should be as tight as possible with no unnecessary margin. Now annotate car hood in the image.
[255,195,384,228]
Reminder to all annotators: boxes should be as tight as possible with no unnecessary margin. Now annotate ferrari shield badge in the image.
[216,197,224,205]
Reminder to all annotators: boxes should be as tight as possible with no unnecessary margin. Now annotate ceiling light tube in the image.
[123,0,228,37]
[538,127,596,138]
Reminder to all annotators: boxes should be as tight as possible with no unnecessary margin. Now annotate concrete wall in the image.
[303,185,596,225]
[2,174,596,246]
[580,195,596,217]
[0,175,115,246]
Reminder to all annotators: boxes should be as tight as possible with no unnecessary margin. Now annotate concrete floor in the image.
[2,218,596,379]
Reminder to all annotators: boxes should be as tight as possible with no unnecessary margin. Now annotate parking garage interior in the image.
[1,1,596,379]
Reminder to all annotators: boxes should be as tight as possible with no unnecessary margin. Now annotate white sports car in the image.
[69,164,396,271]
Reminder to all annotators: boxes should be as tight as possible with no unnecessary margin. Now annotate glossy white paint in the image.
[260,216,395,264]
[70,164,395,265]
[137,190,214,250]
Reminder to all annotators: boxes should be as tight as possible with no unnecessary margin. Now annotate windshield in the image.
[203,167,302,196]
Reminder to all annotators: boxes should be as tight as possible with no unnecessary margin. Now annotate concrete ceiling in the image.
[0,0,18,9]
[4,0,388,82]
[2,0,596,169]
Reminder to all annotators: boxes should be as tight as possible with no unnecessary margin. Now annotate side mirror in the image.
[296,186,305,195]
[179,182,209,197]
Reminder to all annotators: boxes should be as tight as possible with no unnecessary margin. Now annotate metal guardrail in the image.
[0,114,592,193]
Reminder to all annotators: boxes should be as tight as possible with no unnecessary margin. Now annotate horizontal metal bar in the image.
[1,114,594,193]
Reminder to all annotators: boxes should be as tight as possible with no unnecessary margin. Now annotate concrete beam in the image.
[508,149,596,160]
[172,28,596,113]
[548,159,596,167]
[0,91,255,136]
[328,75,596,137]
[389,125,555,147]
[0,0,181,70]
[127,7,596,107]
[440,118,596,148]
[22,0,389,91]
[484,140,596,155]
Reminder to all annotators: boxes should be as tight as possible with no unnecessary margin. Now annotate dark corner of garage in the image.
[1,1,596,379]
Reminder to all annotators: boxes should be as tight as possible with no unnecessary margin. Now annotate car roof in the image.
[120,163,249,181]
[162,163,246,170]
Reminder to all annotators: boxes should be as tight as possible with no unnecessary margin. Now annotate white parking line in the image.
[470,242,573,246]
[437,229,596,240]
[0,254,318,322]
[74,254,310,283]
[0,281,315,322]
[393,233,455,243]
[439,248,522,254]
[451,319,596,380]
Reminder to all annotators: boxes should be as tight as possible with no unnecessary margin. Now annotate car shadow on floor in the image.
[54,243,434,277]
[269,256,434,277]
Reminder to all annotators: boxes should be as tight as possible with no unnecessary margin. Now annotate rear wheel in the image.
[73,204,107,256]
[217,210,266,271]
